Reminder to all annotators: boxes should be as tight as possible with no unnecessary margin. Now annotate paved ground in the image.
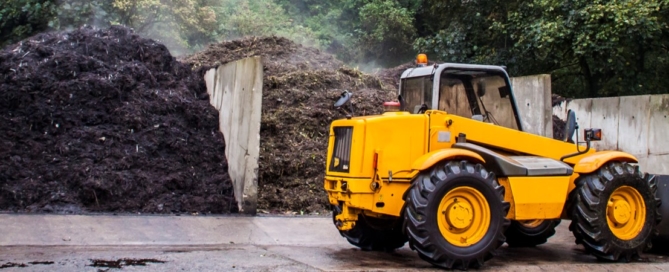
[1,214,669,271]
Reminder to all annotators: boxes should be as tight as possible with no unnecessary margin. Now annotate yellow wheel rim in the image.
[519,219,544,228]
[437,186,490,247]
[606,186,646,240]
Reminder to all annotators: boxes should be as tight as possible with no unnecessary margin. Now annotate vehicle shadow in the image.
[329,241,669,271]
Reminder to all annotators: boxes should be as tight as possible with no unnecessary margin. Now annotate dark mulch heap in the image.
[0,26,236,214]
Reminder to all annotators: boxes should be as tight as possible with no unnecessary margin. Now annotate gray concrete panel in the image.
[589,96,620,151]
[206,57,262,214]
[552,94,669,175]
[639,154,669,176]
[618,95,651,157]
[649,95,669,156]
[510,74,552,137]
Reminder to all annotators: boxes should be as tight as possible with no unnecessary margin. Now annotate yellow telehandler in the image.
[324,54,662,269]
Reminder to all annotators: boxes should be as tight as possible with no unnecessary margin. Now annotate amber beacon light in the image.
[416,53,428,66]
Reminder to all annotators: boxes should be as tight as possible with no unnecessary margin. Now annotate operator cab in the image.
[398,54,523,131]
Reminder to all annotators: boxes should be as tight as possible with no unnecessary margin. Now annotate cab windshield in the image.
[400,68,520,130]
[399,75,432,114]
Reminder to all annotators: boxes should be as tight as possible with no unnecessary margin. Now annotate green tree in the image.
[277,0,421,67]
[0,0,57,47]
[356,0,416,65]
[414,0,520,68]
[416,0,669,98]
[49,0,104,30]
[499,0,668,97]
[214,0,320,48]
[46,0,219,55]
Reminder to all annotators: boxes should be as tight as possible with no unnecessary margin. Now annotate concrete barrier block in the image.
[618,95,651,157]
[219,64,236,139]
[649,95,669,156]
[510,74,552,137]
[552,94,669,175]
[207,57,262,214]
[236,57,262,213]
[638,154,669,175]
[589,97,620,151]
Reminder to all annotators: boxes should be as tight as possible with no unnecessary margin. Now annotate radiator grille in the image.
[329,127,353,173]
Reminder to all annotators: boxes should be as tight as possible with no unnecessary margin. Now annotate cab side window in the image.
[475,76,519,130]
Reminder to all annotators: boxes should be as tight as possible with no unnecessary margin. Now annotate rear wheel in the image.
[403,160,510,270]
[332,206,407,251]
[505,219,560,247]
[569,161,661,261]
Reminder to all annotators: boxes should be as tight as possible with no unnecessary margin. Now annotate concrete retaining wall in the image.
[553,94,669,175]
[204,57,263,214]
[510,74,553,137]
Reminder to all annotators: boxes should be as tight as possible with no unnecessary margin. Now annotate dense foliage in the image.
[416,0,669,98]
[0,0,57,46]
[3,0,669,98]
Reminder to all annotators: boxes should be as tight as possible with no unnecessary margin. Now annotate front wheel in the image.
[569,161,661,261]
[332,206,407,251]
[403,160,510,270]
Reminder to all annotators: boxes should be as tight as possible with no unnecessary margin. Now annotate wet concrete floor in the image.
[1,214,669,271]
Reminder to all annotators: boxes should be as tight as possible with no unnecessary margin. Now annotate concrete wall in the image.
[510,74,553,137]
[553,94,669,175]
[204,57,263,214]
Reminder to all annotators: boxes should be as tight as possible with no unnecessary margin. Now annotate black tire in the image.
[569,161,662,262]
[505,219,560,247]
[332,205,407,251]
[403,160,510,270]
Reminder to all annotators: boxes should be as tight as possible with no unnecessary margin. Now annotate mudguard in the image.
[573,151,637,174]
[411,149,485,171]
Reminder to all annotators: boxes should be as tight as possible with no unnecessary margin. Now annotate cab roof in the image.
[400,63,509,79]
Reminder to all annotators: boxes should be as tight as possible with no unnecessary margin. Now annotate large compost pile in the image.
[0,26,236,214]
[185,36,396,214]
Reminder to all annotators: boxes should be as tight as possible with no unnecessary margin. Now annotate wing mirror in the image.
[563,110,576,143]
[560,110,602,161]
[334,90,354,119]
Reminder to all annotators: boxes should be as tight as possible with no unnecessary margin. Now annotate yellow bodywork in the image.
[412,149,485,170]
[324,110,638,231]
[504,176,571,220]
